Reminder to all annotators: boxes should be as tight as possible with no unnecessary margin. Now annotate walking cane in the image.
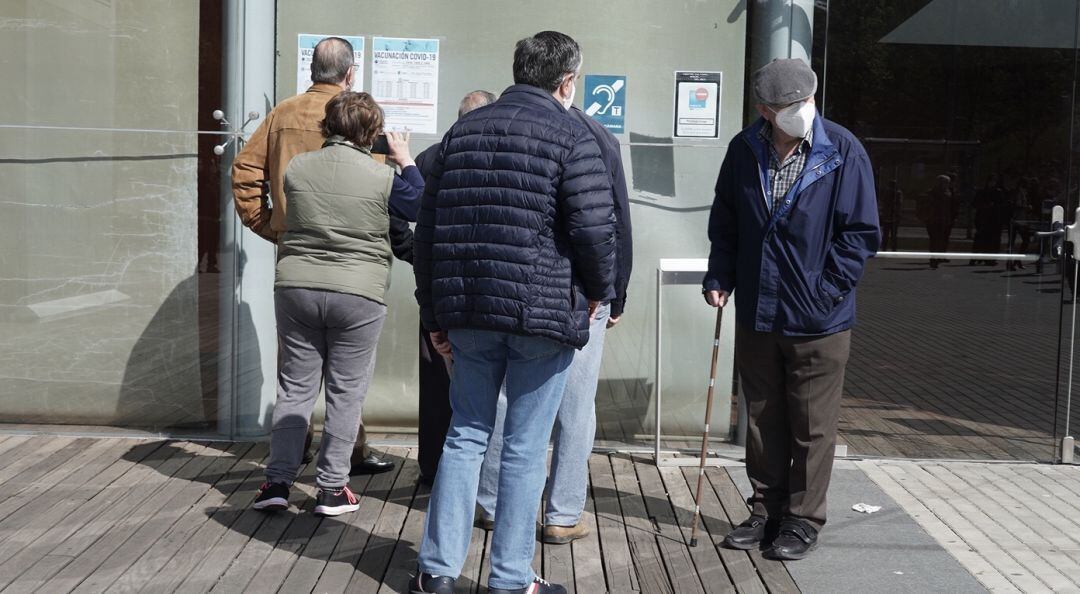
[689,306,724,547]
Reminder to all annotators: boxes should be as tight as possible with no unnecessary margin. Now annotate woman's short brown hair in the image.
[320,91,383,147]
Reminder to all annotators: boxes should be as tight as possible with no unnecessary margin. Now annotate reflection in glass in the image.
[814,0,1078,461]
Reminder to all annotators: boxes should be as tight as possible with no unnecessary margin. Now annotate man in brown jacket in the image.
[231,36,393,474]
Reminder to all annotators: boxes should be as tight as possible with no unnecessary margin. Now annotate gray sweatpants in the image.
[265,287,386,489]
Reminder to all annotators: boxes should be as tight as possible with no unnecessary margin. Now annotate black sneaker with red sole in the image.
[252,481,289,511]
[314,485,360,516]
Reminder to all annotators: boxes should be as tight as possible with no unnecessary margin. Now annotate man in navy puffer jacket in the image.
[411,32,615,594]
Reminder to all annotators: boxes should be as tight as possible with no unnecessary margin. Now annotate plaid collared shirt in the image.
[758,122,813,213]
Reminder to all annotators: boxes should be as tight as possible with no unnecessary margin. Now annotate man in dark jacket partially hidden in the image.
[411,32,616,594]
[703,59,879,560]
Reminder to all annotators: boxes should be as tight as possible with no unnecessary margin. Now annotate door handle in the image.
[1036,205,1067,259]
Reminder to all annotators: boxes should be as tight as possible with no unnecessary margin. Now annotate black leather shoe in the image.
[410,570,454,594]
[350,453,395,475]
[762,518,818,560]
[722,514,769,550]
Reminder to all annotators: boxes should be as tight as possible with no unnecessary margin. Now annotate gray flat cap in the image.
[753,58,817,105]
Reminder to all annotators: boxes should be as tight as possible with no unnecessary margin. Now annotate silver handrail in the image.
[876,251,1039,262]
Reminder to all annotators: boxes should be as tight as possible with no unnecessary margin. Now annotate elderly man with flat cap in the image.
[702,58,879,560]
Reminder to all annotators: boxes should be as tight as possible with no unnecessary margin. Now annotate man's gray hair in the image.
[311,37,354,85]
[513,31,582,92]
[458,90,497,118]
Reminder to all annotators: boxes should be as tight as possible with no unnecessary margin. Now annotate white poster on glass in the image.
[673,71,722,138]
[296,34,365,95]
[371,37,440,134]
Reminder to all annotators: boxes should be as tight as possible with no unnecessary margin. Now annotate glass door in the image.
[813,0,1080,461]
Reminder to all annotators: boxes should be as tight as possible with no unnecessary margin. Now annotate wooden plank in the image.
[378,455,430,593]
[0,435,60,474]
[71,443,252,593]
[203,454,320,593]
[0,436,76,485]
[0,438,123,534]
[141,445,275,593]
[311,450,409,594]
[0,435,32,461]
[0,438,137,568]
[276,447,411,594]
[0,440,163,591]
[456,522,487,594]
[272,475,376,594]
[677,467,763,594]
[478,521,494,593]
[0,437,101,499]
[587,453,636,592]
[659,465,737,594]
[570,463,606,594]
[610,455,672,593]
[9,441,193,592]
[346,454,420,592]
[35,443,219,593]
[543,528,575,594]
[104,442,266,593]
[240,473,331,593]
[636,461,705,594]
[708,468,798,594]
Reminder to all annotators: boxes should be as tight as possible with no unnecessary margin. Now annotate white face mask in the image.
[771,100,816,138]
[562,76,576,109]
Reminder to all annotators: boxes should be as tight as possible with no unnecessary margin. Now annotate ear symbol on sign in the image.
[585,79,624,117]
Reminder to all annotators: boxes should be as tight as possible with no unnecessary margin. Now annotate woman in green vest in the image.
[252,91,424,516]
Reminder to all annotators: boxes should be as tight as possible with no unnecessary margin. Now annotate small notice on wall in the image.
[371,37,440,134]
[296,34,365,96]
[673,71,722,138]
[584,75,627,134]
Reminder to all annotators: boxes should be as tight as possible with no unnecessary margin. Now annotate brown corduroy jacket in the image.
[231,83,343,242]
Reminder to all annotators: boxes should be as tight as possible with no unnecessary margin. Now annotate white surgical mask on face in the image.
[772,100,816,138]
[563,77,576,109]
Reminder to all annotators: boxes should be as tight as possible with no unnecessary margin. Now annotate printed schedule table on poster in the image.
[371,37,440,134]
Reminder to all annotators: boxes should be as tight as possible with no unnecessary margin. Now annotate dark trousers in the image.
[418,323,453,480]
[736,325,851,529]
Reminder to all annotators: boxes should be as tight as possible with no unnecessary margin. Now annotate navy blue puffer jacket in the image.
[413,85,617,348]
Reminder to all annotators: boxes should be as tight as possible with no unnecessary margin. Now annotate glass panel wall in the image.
[274,0,748,447]
[814,0,1080,460]
[0,1,231,435]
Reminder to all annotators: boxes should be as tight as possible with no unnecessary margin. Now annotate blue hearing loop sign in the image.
[584,75,626,134]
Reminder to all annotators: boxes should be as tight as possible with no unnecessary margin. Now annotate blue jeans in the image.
[417,329,574,591]
[477,304,609,526]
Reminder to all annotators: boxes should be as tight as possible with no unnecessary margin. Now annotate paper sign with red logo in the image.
[674,71,722,138]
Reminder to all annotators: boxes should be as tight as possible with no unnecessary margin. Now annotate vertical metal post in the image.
[221,0,278,438]
[218,0,242,439]
[749,0,815,71]
[655,267,663,461]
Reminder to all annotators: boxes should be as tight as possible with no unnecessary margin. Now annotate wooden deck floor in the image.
[0,435,796,593]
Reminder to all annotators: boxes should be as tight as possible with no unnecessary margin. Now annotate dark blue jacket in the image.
[569,107,633,317]
[703,115,880,335]
[413,85,617,348]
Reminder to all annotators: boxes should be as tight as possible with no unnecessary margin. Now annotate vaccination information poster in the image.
[673,71,722,138]
[371,37,440,134]
[296,34,365,95]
